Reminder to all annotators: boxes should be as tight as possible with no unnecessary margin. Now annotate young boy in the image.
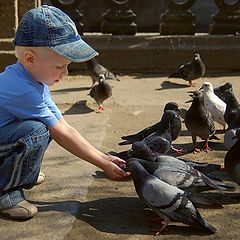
[0,5,130,220]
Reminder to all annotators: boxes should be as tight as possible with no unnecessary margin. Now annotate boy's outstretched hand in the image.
[103,154,131,180]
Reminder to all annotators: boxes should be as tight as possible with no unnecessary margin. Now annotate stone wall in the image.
[0,0,40,72]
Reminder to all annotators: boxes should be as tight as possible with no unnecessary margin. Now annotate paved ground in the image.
[1,74,240,240]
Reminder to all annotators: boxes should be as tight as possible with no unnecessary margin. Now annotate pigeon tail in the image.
[195,209,217,233]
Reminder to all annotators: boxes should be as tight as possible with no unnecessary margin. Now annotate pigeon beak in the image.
[177,108,182,112]
[199,86,203,90]
[185,99,193,103]
[232,135,238,140]
[187,91,195,94]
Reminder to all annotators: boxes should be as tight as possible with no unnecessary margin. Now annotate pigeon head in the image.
[127,160,148,181]
[200,82,213,92]
[194,53,200,60]
[186,90,203,103]
[220,82,232,92]
[164,102,180,112]
[132,141,156,161]
[99,74,105,82]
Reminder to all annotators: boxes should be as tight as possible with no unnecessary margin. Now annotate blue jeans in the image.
[0,120,50,209]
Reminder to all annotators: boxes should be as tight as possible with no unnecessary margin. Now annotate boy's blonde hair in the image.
[15,46,52,61]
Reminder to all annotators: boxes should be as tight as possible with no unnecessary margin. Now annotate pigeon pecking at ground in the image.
[214,82,233,102]
[168,53,206,87]
[89,74,112,111]
[200,82,226,131]
[116,110,180,160]
[119,102,181,146]
[185,90,219,153]
[86,57,120,88]
[127,160,217,235]
[224,129,240,185]
[140,110,182,154]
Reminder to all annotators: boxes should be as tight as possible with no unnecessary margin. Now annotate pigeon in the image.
[119,103,182,153]
[128,160,217,234]
[185,90,219,153]
[116,110,179,160]
[224,129,240,185]
[169,53,205,87]
[89,74,112,111]
[129,156,231,193]
[221,90,240,125]
[86,57,120,88]
[140,110,180,154]
[200,82,226,131]
[214,82,233,101]
[224,108,240,150]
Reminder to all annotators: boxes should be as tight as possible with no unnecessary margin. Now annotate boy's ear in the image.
[23,50,36,67]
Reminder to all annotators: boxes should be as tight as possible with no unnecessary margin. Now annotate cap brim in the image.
[49,38,99,62]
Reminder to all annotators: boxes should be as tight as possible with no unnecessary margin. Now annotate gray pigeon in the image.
[116,110,178,160]
[128,160,216,235]
[129,156,230,193]
[89,74,112,111]
[119,102,181,146]
[224,129,240,185]
[140,110,178,154]
[185,90,218,153]
[214,82,233,101]
[169,53,205,87]
[86,58,120,88]
[200,82,226,131]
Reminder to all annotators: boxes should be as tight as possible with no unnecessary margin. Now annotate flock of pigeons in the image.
[85,54,240,235]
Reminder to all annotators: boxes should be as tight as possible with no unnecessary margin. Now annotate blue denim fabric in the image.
[0,120,50,209]
[13,5,98,62]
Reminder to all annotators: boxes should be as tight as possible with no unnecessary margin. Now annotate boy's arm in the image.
[48,118,130,180]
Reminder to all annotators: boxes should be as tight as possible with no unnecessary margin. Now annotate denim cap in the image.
[13,5,98,62]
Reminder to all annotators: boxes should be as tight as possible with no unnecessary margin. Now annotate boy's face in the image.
[29,48,71,86]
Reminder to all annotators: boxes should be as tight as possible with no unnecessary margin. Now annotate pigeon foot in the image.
[171,147,187,154]
[203,143,212,153]
[153,222,168,236]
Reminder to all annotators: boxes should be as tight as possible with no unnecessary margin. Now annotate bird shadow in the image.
[30,197,215,236]
[63,100,94,115]
[51,86,91,94]
[156,80,189,91]
[197,192,240,206]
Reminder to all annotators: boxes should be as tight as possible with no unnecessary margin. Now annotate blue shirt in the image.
[0,62,62,128]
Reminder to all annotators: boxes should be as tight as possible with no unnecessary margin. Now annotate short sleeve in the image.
[5,91,60,128]
[44,88,62,121]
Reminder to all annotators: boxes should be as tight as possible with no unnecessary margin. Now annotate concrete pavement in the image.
[1,74,240,240]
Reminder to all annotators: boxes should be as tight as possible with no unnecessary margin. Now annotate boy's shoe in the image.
[0,200,38,220]
[35,171,46,185]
